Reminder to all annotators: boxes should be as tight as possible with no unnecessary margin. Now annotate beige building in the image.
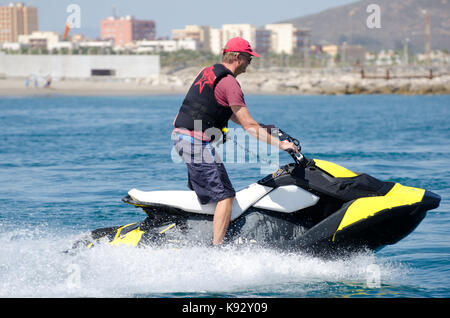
[18,31,59,49]
[339,43,366,65]
[322,44,339,58]
[0,2,38,43]
[171,25,211,52]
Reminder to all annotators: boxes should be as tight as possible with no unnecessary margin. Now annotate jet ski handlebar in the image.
[278,128,308,168]
[260,124,308,167]
[288,149,307,167]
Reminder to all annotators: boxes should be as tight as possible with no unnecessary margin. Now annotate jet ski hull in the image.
[74,188,440,256]
[71,158,441,256]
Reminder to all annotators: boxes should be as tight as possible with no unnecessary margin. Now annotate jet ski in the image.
[72,128,441,256]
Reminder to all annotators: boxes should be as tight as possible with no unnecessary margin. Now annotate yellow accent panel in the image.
[313,159,358,178]
[334,183,425,239]
[110,223,144,247]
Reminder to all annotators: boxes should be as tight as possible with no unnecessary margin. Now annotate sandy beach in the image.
[0,77,187,97]
[1,67,449,97]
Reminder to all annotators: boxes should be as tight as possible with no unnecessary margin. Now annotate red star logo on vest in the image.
[194,66,216,94]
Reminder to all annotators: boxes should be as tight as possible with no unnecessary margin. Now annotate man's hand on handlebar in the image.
[259,123,300,154]
[279,140,299,153]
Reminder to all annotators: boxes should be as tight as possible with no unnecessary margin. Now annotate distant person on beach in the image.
[44,76,52,89]
[172,37,298,246]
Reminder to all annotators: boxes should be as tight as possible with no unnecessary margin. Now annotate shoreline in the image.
[1,68,449,97]
[0,78,187,97]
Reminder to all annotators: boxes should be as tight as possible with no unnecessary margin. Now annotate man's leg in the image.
[176,136,236,245]
[213,196,234,245]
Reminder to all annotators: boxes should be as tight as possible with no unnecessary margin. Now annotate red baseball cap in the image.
[222,37,260,58]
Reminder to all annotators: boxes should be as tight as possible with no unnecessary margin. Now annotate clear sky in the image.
[2,0,358,38]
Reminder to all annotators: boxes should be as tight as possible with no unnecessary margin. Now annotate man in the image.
[173,37,298,245]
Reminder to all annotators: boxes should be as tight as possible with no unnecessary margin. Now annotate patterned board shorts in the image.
[173,133,236,205]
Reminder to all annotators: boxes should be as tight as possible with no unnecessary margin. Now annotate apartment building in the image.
[171,25,211,52]
[222,24,255,48]
[166,23,312,56]
[254,29,272,55]
[0,2,38,43]
[210,28,223,55]
[171,24,257,55]
[264,23,297,55]
[18,31,59,49]
[100,15,155,46]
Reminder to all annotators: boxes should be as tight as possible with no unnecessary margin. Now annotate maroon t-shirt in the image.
[173,73,246,141]
[214,74,246,107]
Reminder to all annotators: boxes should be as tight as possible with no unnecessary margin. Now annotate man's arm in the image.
[230,105,298,152]
[230,113,241,125]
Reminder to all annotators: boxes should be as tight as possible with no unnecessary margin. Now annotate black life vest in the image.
[174,64,234,138]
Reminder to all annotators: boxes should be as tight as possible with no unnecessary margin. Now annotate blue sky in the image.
[3,0,357,38]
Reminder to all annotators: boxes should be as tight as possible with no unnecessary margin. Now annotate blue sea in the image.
[0,94,449,298]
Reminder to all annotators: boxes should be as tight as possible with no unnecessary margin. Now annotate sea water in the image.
[0,94,449,298]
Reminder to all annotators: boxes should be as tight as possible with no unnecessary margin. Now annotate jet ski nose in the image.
[422,190,441,210]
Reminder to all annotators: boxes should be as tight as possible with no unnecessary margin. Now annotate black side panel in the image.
[292,203,349,254]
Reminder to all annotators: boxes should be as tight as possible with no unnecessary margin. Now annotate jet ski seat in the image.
[128,183,273,220]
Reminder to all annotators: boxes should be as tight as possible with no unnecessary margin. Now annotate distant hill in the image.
[281,0,450,52]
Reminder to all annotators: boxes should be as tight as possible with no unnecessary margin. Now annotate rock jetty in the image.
[157,67,450,95]
[1,67,448,96]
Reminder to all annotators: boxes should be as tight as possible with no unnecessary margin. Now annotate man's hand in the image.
[279,140,299,153]
[231,106,300,153]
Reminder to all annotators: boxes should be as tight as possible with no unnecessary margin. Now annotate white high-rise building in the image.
[264,23,297,55]
[169,22,309,56]
[221,24,256,48]
[210,28,223,55]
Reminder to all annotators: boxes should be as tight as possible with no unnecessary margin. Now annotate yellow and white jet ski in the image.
[72,128,441,256]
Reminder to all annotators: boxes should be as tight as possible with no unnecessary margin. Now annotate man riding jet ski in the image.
[72,128,440,255]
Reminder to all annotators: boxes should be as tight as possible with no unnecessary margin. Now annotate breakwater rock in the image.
[4,67,447,97]
[160,67,450,95]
